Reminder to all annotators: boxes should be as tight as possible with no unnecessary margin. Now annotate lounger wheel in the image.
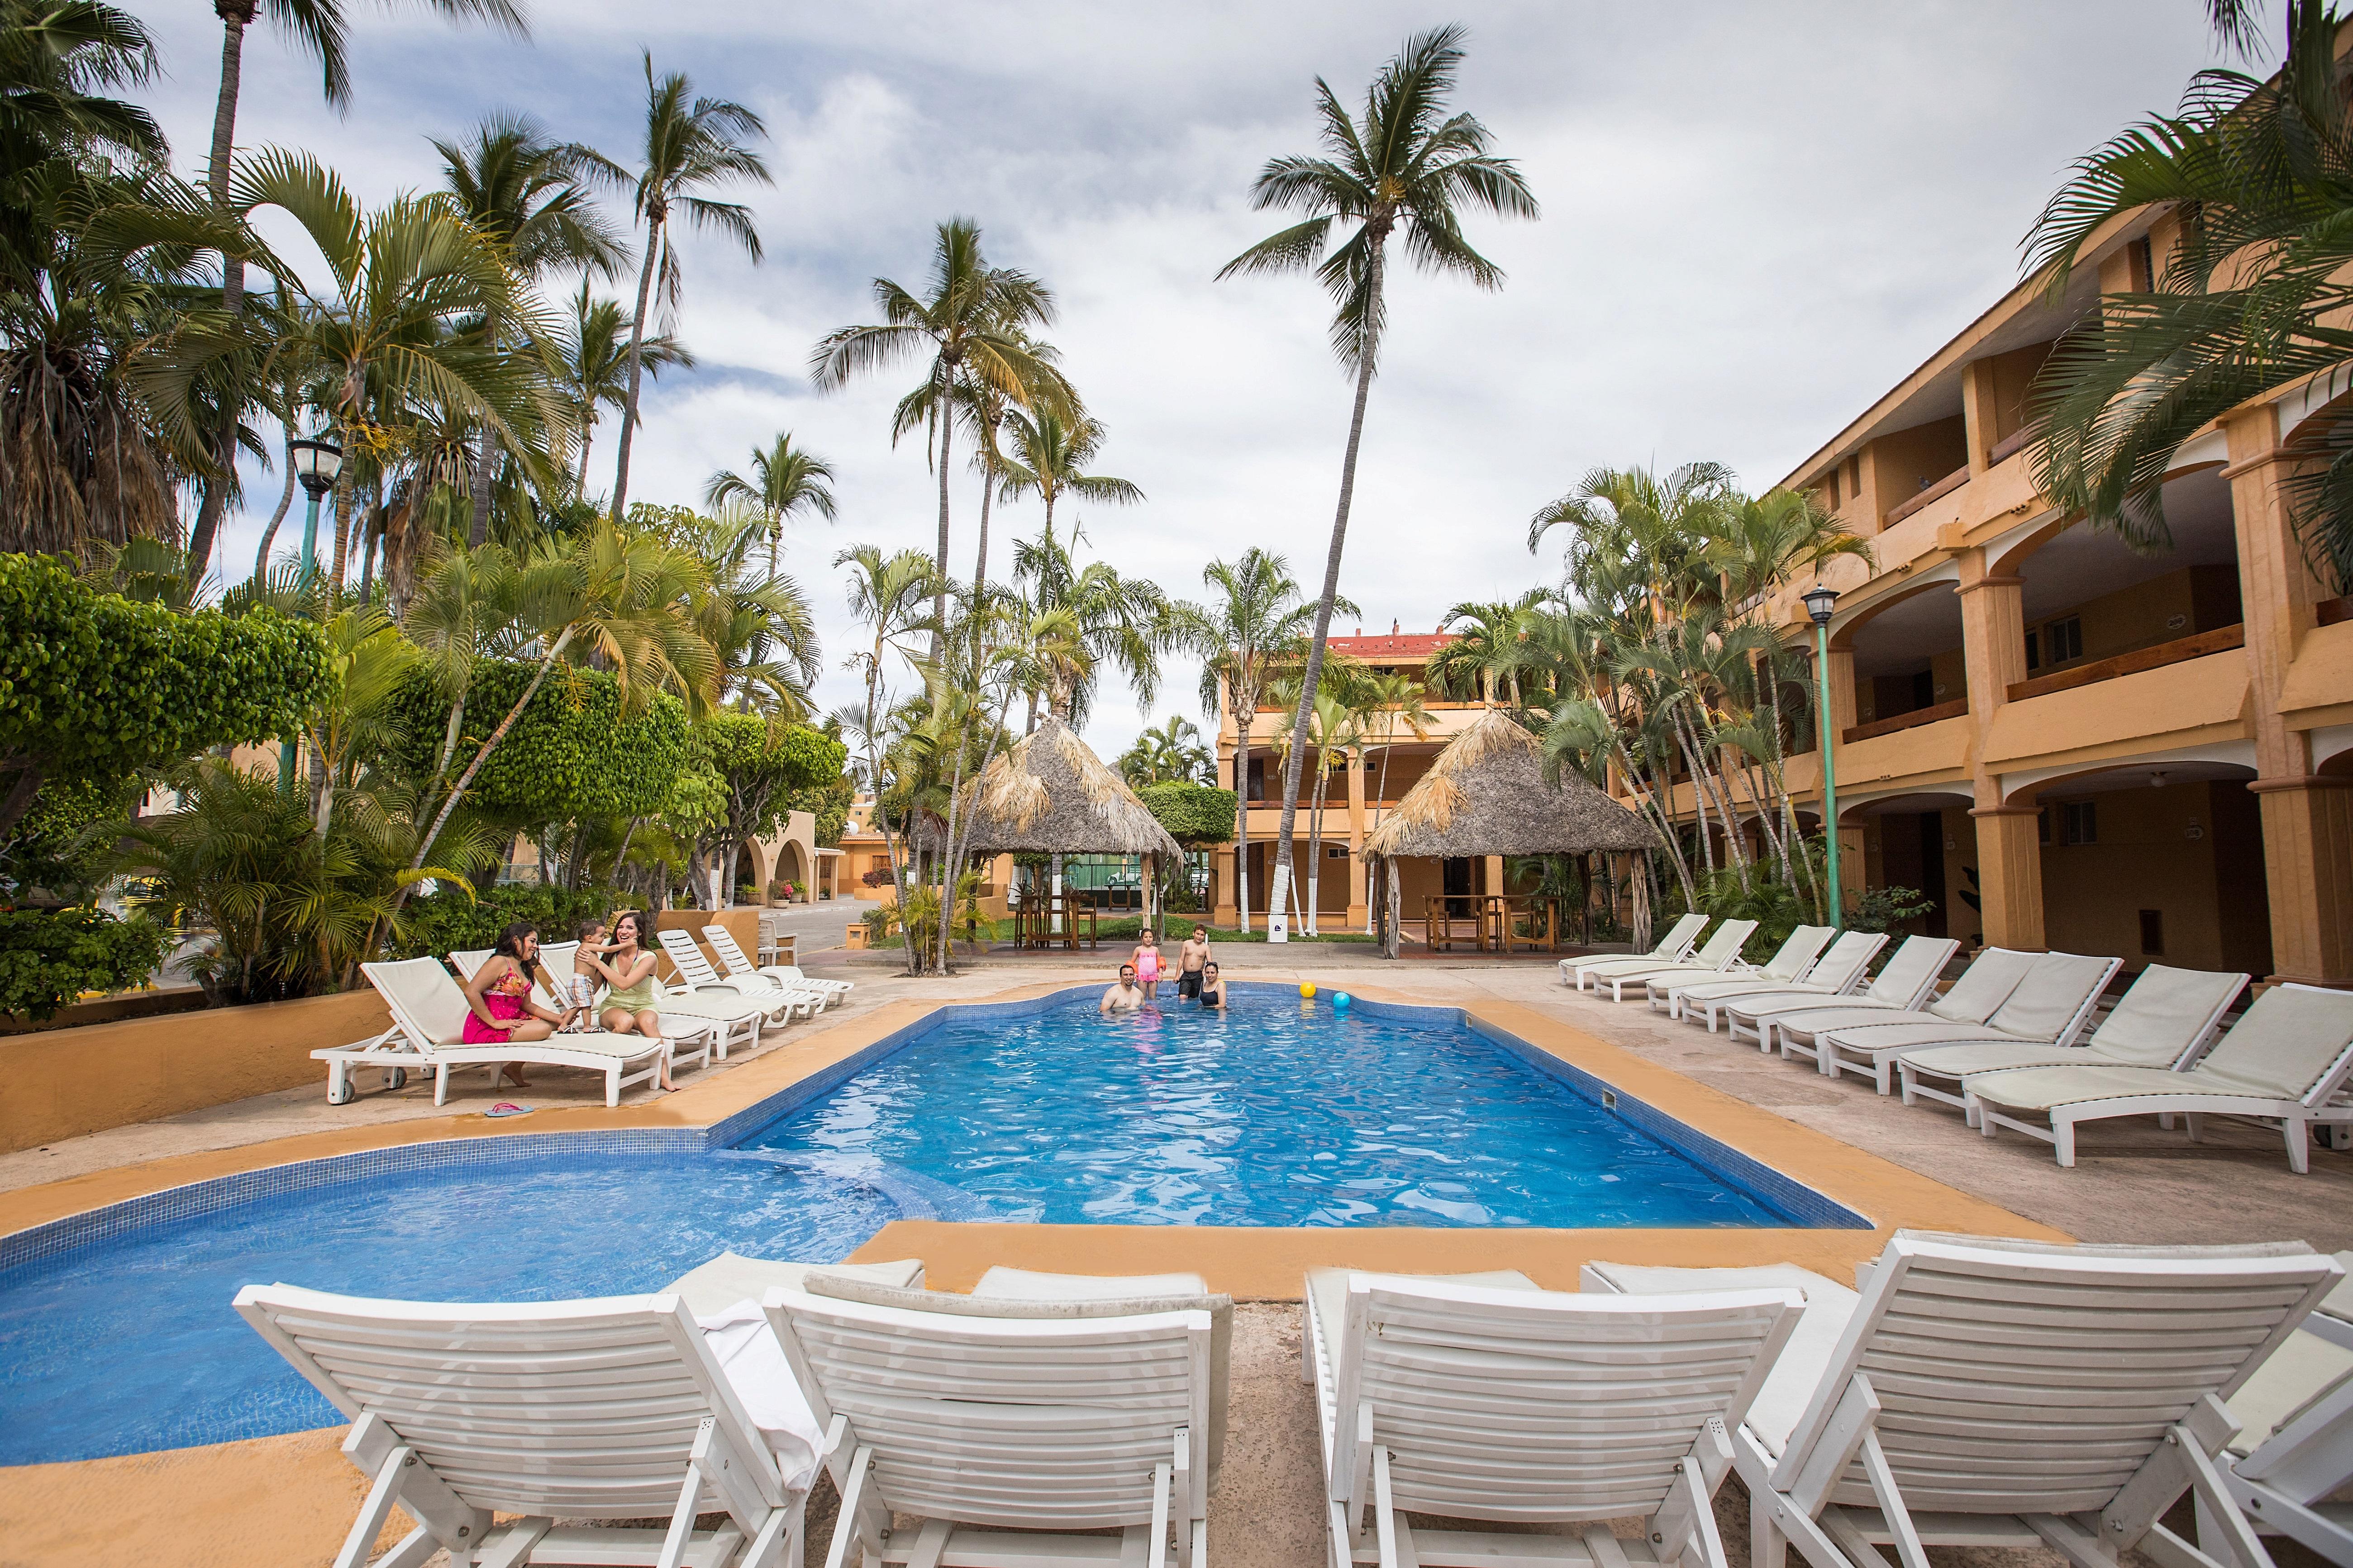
[384,1067,407,1091]
[328,1078,356,1106]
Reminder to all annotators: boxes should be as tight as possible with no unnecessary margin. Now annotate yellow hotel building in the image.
[1211,207,2353,988]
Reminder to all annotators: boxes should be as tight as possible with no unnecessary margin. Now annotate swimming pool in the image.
[0,984,1858,1466]
[742,990,1795,1228]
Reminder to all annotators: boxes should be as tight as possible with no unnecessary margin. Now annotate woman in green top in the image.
[584,910,675,1089]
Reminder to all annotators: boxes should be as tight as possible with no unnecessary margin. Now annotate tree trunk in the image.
[469,423,495,549]
[253,431,296,580]
[1270,232,1385,936]
[1305,746,1327,936]
[609,216,664,524]
[929,363,953,664]
[185,6,253,592]
[971,411,995,602]
[329,462,354,595]
[1232,687,1252,933]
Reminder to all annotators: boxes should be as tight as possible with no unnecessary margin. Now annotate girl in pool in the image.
[580,910,678,1090]
[459,922,572,1088]
[1128,929,1165,998]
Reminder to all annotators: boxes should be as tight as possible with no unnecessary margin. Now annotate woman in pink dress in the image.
[460,923,570,1088]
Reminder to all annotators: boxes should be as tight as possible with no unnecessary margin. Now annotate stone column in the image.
[1346,751,1369,929]
[2224,406,2353,985]
[1957,549,2044,949]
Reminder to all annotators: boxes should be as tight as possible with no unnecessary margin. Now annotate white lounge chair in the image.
[1969,984,2353,1171]
[763,1271,1224,1568]
[1644,924,1834,1017]
[1304,1267,1801,1568]
[1896,963,2248,1120]
[2225,1250,2353,1565]
[237,1283,807,1568]
[1815,950,2121,1093]
[1770,945,2035,1068]
[703,925,852,1007]
[657,929,822,1023]
[1723,935,1957,1048]
[1669,930,1888,1033]
[535,939,752,1062]
[1585,1232,2344,1568]
[452,944,723,1072]
[311,956,676,1107]
[1590,919,1760,1003]
[1560,912,1707,988]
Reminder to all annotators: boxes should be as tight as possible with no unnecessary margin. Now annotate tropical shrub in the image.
[386,661,689,822]
[396,882,627,960]
[0,553,329,835]
[1849,885,1936,935]
[0,906,171,1022]
[1138,781,1240,846]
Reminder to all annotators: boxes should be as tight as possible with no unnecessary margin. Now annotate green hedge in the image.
[1138,781,1239,846]
[0,906,171,1021]
[393,883,627,961]
[388,662,688,821]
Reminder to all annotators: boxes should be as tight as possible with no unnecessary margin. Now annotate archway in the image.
[1842,789,1977,942]
[1836,582,1966,734]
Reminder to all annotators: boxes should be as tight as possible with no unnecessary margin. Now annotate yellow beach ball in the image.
[1299,983,1317,999]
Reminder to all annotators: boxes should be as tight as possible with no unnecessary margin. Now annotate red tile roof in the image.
[1327,632,1455,659]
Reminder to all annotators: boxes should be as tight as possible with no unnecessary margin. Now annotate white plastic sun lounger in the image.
[1585,1232,2345,1568]
[1815,950,2122,1093]
[657,929,823,1022]
[703,925,852,1007]
[312,957,675,1107]
[1770,945,2035,1068]
[1669,930,1889,1033]
[1723,935,1956,1048]
[452,945,722,1073]
[2224,1251,2353,1565]
[1561,912,1707,989]
[237,1283,806,1568]
[531,940,744,1064]
[764,1273,1222,1568]
[1303,1267,1801,1568]
[1647,924,1838,1019]
[1656,926,1854,1025]
[1592,920,1760,1003]
[1969,984,2353,1171]
[1896,963,2248,1121]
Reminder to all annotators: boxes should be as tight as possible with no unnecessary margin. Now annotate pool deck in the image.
[7,956,2350,1568]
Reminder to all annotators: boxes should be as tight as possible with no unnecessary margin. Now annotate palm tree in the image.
[607,53,769,523]
[704,432,835,573]
[553,278,691,498]
[1217,24,1535,932]
[838,542,938,963]
[187,0,527,588]
[1009,518,1176,728]
[810,218,1062,655]
[1426,591,1545,708]
[998,409,1142,559]
[433,113,625,546]
[1359,667,1433,828]
[667,503,819,719]
[1186,548,1325,932]
[1119,715,1212,786]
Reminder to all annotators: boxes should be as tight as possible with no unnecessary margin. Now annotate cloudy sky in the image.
[131,0,2233,756]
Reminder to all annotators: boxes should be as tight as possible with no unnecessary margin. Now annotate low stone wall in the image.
[0,990,388,1154]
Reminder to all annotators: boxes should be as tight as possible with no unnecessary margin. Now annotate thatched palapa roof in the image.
[1362,706,1659,859]
[938,714,1185,860]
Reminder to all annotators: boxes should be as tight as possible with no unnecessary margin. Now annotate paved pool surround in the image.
[0,975,2064,1568]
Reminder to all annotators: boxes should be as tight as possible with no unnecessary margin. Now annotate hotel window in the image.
[2045,616,2083,664]
[2060,801,2097,846]
[2139,908,2165,956]
[1326,844,1350,860]
[2128,236,2154,293]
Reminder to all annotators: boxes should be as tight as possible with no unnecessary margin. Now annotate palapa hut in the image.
[1361,706,1659,957]
[939,715,1185,934]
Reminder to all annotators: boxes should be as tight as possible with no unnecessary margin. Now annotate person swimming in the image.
[1100,963,1146,1014]
[1197,960,1228,1010]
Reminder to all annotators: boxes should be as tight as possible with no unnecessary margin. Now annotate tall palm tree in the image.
[1009,517,1175,728]
[1118,715,1212,786]
[1217,23,1535,932]
[998,409,1142,558]
[810,218,1062,655]
[1360,667,1432,827]
[607,52,769,523]
[838,542,939,928]
[432,113,625,546]
[552,278,691,498]
[669,502,818,719]
[188,0,527,587]
[705,432,834,708]
[1186,548,1329,932]
[1426,591,1545,708]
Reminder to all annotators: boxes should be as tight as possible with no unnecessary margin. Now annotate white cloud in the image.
[130,0,2227,756]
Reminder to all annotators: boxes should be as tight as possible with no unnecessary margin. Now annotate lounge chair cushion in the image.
[803,1271,1235,1483]
[1303,1268,1541,1367]
[973,1265,1210,1299]
[2081,965,2248,1067]
[664,1252,925,1317]
[1579,1260,1859,1459]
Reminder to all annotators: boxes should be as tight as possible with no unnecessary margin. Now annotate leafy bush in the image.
[0,905,171,1022]
[0,552,329,833]
[1850,884,1935,934]
[1138,781,1239,846]
[395,882,626,960]
[385,661,688,821]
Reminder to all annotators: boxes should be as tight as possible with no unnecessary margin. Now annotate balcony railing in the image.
[1883,464,1970,527]
[2005,623,2244,703]
[1843,698,1967,745]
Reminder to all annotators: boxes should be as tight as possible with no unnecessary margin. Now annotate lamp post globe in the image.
[1803,582,1839,627]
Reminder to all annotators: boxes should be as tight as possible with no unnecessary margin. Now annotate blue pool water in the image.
[742,993,1791,1229]
[0,1155,892,1465]
[0,987,1826,1467]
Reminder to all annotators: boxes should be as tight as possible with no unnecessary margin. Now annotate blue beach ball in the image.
[1333,993,1351,1010]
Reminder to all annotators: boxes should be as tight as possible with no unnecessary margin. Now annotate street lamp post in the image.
[279,437,345,791]
[1802,582,1842,928]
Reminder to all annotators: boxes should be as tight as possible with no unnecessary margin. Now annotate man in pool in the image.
[1174,924,1211,1001]
[1100,963,1147,1014]
[1197,960,1228,1009]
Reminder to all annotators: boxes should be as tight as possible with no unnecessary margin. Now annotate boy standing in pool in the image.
[1174,924,1212,1002]
[1100,963,1146,1014]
